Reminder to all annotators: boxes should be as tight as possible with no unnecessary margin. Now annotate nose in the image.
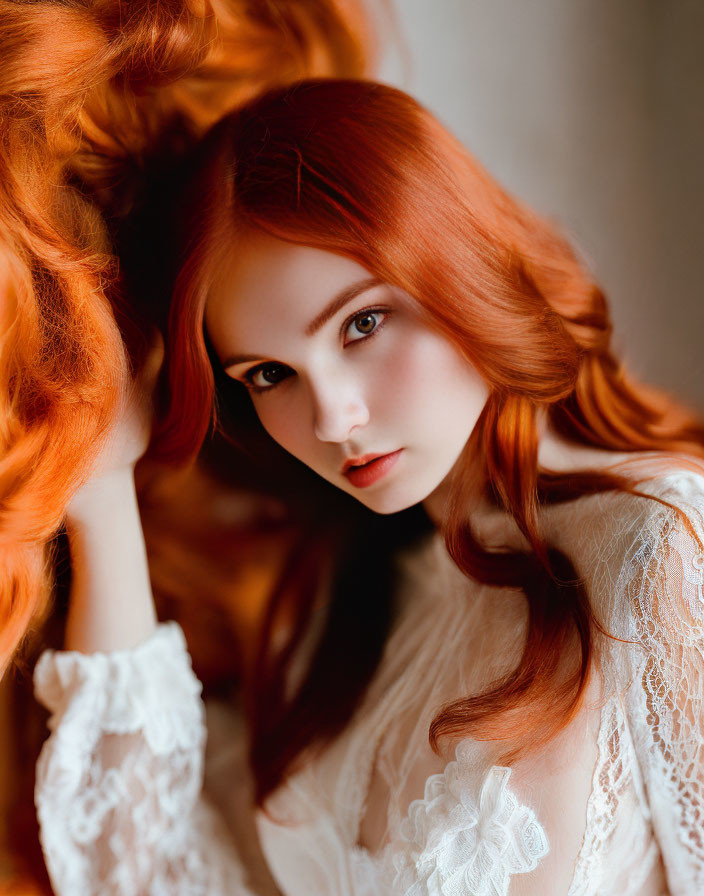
[310,372,369,443]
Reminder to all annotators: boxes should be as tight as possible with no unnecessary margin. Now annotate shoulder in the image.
[621,467,704,636]
[593,463,704,659]
[576,454,704,562]
[619,463,704,583]
[546,457,704,641]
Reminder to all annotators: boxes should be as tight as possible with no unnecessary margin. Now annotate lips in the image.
[341,452,388,474]
[342,449,403,488]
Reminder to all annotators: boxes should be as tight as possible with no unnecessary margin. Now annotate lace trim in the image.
[33,623,226,895]
[384,753,549,896]
[627,505,704,886]
[567,695,646,896]
[34,621,202,755]
[586,483,704,894]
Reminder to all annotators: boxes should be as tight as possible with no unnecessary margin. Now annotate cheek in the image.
[252,399,293,446]
[370,327,487,429]
[251,393,311,459]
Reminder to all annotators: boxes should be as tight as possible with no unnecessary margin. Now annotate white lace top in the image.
[33,468,704,895]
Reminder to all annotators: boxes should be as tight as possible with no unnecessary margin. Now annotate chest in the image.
[255,497,668,892]
[255,674,662,896]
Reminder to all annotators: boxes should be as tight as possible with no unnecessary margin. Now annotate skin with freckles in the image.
[205,232,490,516]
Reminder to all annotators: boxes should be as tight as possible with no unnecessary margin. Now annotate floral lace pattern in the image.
[384,752,549,896]
[34,623,254,896]
[622,499,704,892]
[568,474,704,896]
[566,695,655,896]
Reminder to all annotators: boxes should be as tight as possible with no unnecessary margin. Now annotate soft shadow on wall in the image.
[376,0,704,413]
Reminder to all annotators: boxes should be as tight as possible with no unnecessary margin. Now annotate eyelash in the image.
[241,306,391,394]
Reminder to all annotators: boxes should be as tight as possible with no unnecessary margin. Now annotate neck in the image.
[422,410,634,529]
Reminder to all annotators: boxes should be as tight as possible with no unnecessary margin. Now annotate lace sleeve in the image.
[33,621,257,896]
[620,492,704,894]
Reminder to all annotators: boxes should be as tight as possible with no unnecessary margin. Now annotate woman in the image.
[33,79,704,894]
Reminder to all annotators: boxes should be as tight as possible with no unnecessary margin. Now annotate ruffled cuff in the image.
[34,621,204,756]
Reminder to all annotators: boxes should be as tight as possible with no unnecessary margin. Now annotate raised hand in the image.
[66,329,164,526]
[63,329,164,652]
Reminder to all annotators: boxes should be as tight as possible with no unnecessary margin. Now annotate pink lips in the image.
[342,449,403,488]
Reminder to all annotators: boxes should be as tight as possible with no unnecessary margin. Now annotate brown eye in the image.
[355,314,376,334]
[246,362,293,391]
[344,310,385,344]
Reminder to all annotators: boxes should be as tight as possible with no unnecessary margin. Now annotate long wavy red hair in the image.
[155,78,704,802]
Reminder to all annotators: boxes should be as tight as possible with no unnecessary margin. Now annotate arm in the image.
[63,467,156,654]
[34,625,257,895]
[61,331,163,655]
[621,494,704,894]
[34,340,260,895]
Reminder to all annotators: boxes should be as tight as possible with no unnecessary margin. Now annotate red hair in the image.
[0,0,370,672]
[0,3,372,888]
[157,78,704,801]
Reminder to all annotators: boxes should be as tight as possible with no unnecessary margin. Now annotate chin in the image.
[347,484,432,516]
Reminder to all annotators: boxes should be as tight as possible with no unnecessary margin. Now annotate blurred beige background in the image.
[375,0,704,412]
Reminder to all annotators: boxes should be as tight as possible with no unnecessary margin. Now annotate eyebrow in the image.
[304,276,381,337]
[221,276,382,370]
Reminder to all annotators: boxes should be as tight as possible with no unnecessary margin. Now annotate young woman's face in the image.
[205,233,489,515]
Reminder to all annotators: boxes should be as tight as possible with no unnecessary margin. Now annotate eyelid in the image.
[340,305,391,346]
[240,362,293,393]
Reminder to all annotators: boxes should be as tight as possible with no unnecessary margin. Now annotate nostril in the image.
[312,396,369,444]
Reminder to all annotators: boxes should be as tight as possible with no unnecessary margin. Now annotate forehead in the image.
[205,232,373,357]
